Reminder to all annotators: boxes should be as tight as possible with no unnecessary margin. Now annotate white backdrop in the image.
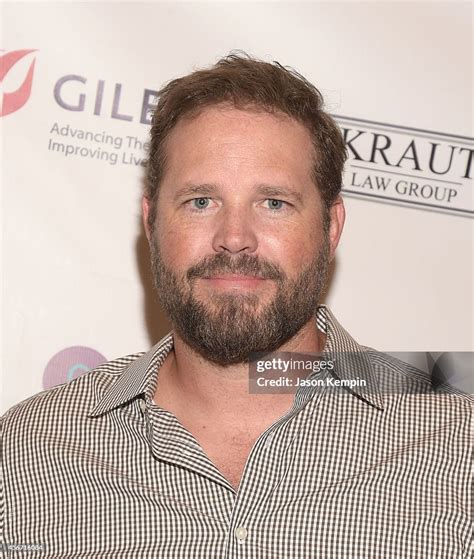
[2,1,473,413]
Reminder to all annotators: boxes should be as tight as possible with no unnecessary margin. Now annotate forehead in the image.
[161,104,316,187]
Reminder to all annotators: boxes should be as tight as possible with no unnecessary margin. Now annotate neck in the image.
[153,318,326,428]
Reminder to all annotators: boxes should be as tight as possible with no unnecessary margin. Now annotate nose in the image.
[211,206,258,254]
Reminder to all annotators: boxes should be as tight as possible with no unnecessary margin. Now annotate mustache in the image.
[186,253,286,282]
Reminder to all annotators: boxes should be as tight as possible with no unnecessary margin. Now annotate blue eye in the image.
[191,198,211,210]
[266,199,285,210]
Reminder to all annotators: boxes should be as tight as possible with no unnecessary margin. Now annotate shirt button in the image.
[139,399,147,413]
[235,526,248,543]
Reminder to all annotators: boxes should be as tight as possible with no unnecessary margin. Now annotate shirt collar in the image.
[88,305,383,418]
[322,306,384,410]
[88,334,174,418]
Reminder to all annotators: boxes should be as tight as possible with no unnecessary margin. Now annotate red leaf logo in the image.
[0,49,37,116]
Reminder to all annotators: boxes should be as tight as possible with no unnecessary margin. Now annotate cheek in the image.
[156,218,211,269]
[263,224,320,270]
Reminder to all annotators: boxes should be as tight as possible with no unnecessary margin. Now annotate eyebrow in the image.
[174,183,304,205]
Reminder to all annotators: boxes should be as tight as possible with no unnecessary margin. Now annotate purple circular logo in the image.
[43,346,107,389]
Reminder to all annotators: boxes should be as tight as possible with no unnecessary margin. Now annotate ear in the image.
[328,195,345,261]
[142,196,152,243]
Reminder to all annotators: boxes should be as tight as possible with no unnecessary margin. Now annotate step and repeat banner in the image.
[2,2,472,412]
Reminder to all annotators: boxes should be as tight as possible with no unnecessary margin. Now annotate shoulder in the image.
[363,346,473,409]
[1,351,144,433]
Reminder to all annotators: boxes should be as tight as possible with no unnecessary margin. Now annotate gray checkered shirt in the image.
[1,306,472,558]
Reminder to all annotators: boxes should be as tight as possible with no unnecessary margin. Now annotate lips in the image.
[201,274,268,289]
[205,274,264,280]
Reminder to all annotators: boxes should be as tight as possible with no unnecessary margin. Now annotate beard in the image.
[150,236,330,366]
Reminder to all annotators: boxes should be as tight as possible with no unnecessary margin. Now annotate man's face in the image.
[144,104,343,365]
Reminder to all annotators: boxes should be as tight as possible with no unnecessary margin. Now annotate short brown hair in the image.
[145,51,347,232]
